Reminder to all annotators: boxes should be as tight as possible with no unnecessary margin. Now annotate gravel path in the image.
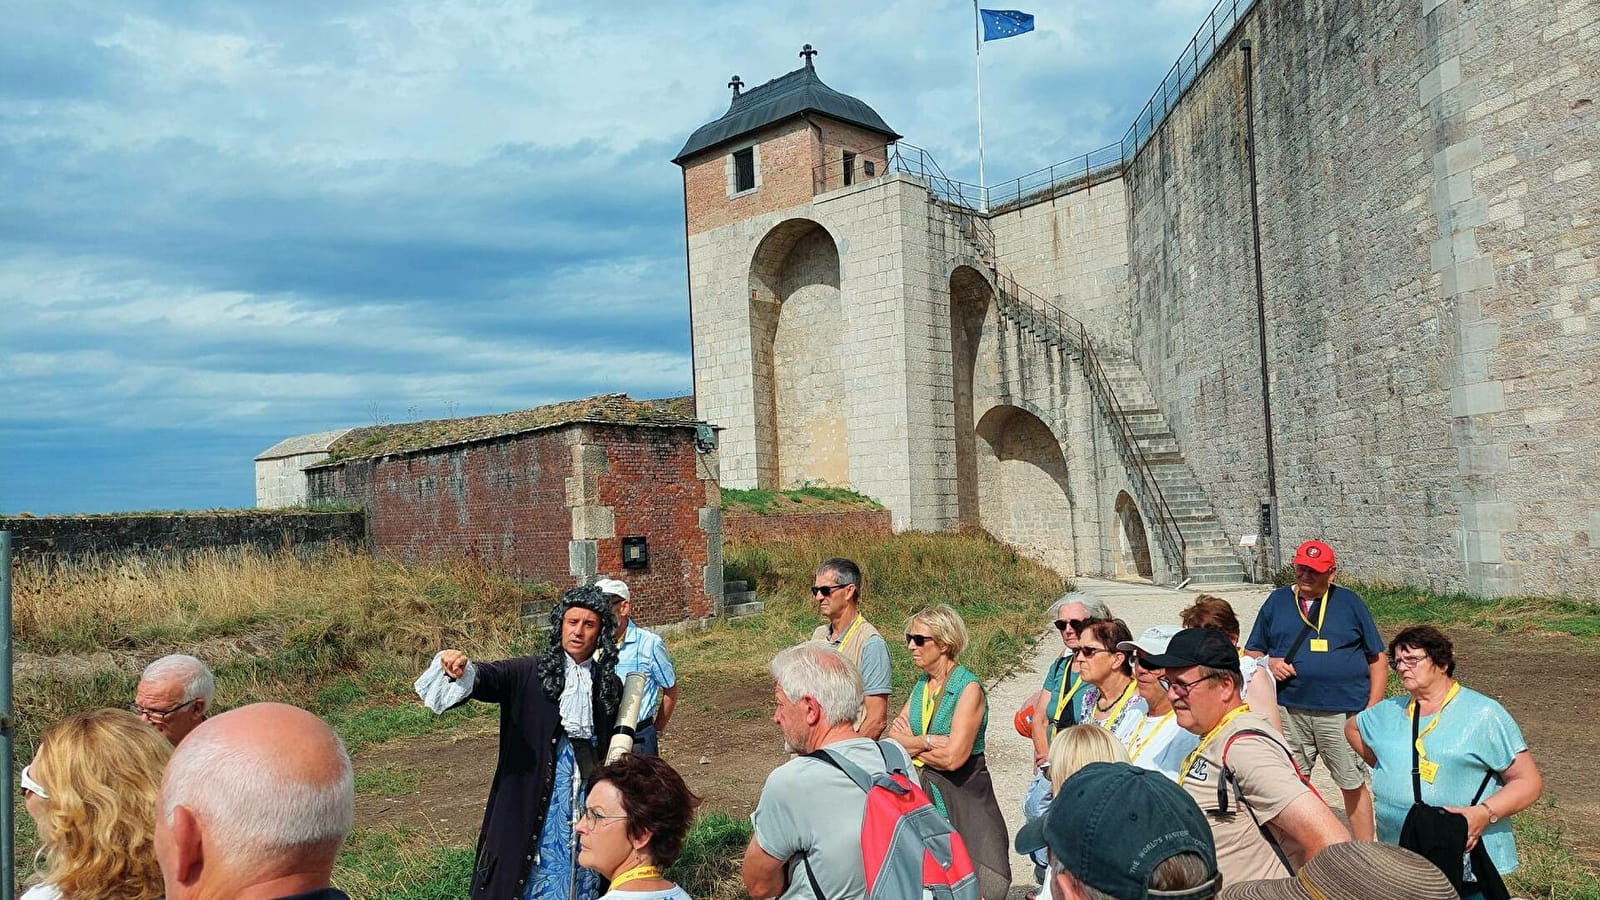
[980,577,1278,898]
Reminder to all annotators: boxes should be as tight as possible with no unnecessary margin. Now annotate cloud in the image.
[1,0,1240,512]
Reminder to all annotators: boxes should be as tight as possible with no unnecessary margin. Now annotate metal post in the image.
[974,0,988,212]
[1240,39,1281,576]
[2,530,13,900]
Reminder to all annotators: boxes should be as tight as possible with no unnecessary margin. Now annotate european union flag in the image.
[980,9,1035,41]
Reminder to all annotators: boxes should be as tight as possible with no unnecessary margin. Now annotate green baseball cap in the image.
[1015,762,1220,900]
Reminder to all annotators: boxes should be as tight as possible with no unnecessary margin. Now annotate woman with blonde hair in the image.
[887,604,1011,899]
[1026,725,1131,900]
[21,708,172,900]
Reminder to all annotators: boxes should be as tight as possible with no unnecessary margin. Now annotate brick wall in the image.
[308,424,720,626]
[309,434,573,582]
[682,118,892,235]
[589,424,718,623]
[722,509,892,543]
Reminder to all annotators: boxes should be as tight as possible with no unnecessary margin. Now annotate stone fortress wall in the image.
[681,0,1596,595]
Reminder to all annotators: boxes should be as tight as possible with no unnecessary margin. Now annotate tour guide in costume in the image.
[423,586,622,900]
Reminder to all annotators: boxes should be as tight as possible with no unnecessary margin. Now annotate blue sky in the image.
[1,0,1216,514]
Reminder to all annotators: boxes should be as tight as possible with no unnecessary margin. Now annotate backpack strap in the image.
[1217,728,1306,876]
[801,742,909,900]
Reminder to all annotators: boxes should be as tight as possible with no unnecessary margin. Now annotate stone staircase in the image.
[1090,357,1248,584]
[722,580,764,618]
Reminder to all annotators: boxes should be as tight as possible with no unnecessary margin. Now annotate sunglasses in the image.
[905,633,937,647]
[1135,655,1162,671]
[1053,618,1092,633]
[1075,646,1117,659]
[20,764,47,799]
[811,584,852,597]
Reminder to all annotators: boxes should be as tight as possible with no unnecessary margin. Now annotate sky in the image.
[1,0,1220,514]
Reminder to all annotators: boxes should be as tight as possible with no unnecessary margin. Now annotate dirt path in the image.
[355,578,1600,891]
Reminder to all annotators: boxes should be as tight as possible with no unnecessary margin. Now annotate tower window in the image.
[843,151,856,186]
[733,147,756,193]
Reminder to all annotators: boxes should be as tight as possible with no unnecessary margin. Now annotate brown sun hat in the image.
[1218,842,1457,900]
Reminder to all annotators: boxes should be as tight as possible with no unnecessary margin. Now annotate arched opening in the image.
[950,266,993,527]
[975,405,1075,573]
[748,219,847,489]
[1114,491,1154,579]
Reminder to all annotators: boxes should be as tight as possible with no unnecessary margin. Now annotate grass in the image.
[1510,799,1600,900]
[720,484,884,515]
[690,530,1067,706]
[14,531,1064,899]
[1351,578,1599,640]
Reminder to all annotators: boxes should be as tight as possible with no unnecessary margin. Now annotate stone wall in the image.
[990,180,1133,350]
[722,509,892,543]
[1123,0,1598,595]
[0,511,364,562]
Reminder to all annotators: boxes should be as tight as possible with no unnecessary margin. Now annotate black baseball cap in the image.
[1016,762,1219,900]
[1140,627,1241,672]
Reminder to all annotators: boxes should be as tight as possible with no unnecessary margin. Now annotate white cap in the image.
[1118,625,1179,657]
[593,577,631,603]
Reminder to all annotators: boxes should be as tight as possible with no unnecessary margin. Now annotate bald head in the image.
[158,703,352,898]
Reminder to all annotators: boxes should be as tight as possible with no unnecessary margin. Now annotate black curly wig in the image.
[539,584,621,737]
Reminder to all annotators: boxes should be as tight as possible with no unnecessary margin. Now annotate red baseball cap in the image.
[1293,540,1337,572]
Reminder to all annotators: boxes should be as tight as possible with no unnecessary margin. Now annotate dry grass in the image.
[11,548,551,749]
[684,530,1069,702]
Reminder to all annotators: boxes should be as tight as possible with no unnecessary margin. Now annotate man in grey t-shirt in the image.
[742,642,916,900]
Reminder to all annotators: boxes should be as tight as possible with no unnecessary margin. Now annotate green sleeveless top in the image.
[910,665,986,756]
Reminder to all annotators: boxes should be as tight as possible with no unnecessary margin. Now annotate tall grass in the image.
[692,531,1068,701]
[1349,578,1599,639]
[11,548,550,749]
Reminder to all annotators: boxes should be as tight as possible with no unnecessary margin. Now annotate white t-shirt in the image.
[600,887,692,900]
[1125,711,1201,781]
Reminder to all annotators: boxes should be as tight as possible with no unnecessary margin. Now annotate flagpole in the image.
[974,1,987,211]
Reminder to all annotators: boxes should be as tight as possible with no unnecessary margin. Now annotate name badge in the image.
[1418,758,1439,783]
[1309,638,1329,653]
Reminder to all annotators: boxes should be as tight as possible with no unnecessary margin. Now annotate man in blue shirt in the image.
[596,577,678,756]
[1245,540,1385,841]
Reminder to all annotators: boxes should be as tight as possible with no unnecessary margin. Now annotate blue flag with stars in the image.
[980,9,1035,41]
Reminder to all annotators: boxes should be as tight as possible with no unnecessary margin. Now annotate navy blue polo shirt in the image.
[1244,583,1383,712]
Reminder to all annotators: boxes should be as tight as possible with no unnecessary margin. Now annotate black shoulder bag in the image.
[1280,596,1320,673]
[1396,703,1510,900]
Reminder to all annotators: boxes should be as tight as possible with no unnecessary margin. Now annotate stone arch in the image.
[1113,490,1154,579]
[950,265,995,526]
[975,404,1076,573]
[748,218,847,489]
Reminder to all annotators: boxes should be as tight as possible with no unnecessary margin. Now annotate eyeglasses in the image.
[131,698,198,721]
[1390,654,1431,671]
[1075,646,1116,659]
[578,806,627,826]
[1159,673,1220,697]
[811,583,853,597]
[20,764,47,799]
[1053,618,1092,633]
[905,633,937,647]
[1135,655,1162,671]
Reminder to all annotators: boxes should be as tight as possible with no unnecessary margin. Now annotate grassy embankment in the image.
[1352,578,1600,900]
[10,529,1064,900]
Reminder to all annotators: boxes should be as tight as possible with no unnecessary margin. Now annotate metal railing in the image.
[1121,0,1256,161]
[988,277,1189,581]
[984,142,1125,212]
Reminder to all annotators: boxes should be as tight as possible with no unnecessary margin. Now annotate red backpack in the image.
[803,740,980,900]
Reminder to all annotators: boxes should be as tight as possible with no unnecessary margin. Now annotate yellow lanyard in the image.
[1052,664,1088,726]
[1178,703,1252,785]
[1296,588,1329,634]
[919,678,940,734]
[609,864,662,889]
[834,614,865,654]
[1408,681,1461,759]
[1092,680,1137,731]
[1127,711,1175,762]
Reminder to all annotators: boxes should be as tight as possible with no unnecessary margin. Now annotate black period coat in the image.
[454,654,617,900]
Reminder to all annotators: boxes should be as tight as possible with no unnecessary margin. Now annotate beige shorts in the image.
[1283,706,1369,790]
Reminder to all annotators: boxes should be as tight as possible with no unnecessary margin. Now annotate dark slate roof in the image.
[673,64,900,164]
[311,394,702,466]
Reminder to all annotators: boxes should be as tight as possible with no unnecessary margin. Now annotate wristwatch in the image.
[1480,803,1500,825]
